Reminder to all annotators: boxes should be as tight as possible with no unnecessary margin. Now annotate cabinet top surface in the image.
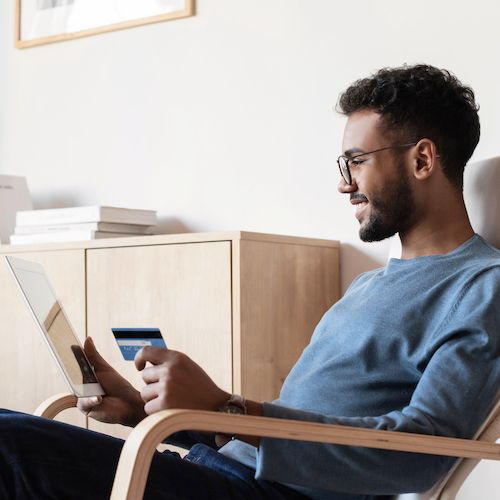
[0,230,340,254]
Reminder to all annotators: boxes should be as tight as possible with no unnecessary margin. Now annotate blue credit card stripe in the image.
[114,335,166,361]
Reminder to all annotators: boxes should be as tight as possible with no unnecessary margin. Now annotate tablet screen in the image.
[6,256,104,397]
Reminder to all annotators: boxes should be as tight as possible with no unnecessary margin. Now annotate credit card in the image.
[112,328,166,361]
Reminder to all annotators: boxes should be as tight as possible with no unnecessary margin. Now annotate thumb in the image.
[84,337,111,370]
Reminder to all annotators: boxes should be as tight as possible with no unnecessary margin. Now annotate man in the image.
[1,64,500,500]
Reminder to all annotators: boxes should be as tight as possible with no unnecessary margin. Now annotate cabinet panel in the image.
[234,240,340,402]
[86,241,233,438]
[0,250,86,427]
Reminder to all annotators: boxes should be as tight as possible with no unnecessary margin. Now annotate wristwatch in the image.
[215,395,247,447]
[219,394,247,415]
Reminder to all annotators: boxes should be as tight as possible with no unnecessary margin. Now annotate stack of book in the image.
[10,206,158,245]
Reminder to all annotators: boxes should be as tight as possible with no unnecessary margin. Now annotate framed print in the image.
[15,0,194,49]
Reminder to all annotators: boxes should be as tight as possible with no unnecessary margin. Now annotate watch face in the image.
[221,404,245,414]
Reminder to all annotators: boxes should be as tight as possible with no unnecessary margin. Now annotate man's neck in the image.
[399,202,475,260]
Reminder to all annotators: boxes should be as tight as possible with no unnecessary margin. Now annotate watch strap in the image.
[215,394,247,447]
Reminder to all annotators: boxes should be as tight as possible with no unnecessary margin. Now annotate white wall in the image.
[1,1,500,497]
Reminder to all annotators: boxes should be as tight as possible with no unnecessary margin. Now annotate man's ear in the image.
[412,138,439,181]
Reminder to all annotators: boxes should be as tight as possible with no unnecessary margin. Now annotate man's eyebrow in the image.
[343,147,365,157]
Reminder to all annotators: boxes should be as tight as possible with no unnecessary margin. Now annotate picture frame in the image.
[15,0,194,49]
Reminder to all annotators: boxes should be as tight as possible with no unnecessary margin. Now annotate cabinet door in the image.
[0,250,86,427]
[235,240,340,402]
[86,241,233,438]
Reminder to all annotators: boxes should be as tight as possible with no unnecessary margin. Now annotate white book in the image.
[16,206,158,227]
[9,231,149,245]
[14,221,154,235]
[0,175,32,244]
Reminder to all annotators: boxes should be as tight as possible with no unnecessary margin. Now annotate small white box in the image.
[0,175,32,245]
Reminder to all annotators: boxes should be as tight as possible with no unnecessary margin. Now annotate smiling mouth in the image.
[354,201,368,219]
[350,194,369,219]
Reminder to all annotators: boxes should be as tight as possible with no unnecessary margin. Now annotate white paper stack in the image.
[11,206,158,245]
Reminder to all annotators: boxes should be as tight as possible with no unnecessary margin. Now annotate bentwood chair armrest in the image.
[108,409,500,500]
[34,392,78,419]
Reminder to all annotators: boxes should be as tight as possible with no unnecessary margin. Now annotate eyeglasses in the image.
[337,142,418,185]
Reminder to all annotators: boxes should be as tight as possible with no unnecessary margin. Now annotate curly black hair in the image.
[336,64,480,190]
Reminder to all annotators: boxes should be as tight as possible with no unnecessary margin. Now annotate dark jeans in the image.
[0,409,310,500]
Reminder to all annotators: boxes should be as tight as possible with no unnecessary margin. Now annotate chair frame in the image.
[35,394,500,500]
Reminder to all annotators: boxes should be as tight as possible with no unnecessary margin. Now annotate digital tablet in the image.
[5,255,105,398]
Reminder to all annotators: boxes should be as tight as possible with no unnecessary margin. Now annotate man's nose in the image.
[337,175,357,194]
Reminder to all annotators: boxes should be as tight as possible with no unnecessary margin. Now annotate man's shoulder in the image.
[460,235,500,272]
[470,234,500,257]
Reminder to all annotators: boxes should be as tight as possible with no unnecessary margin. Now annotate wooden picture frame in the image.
[15,0,194,49]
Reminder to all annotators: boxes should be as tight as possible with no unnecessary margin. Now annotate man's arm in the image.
[134,346,263,447]
[252,269,500,495]
[79,339,263,448]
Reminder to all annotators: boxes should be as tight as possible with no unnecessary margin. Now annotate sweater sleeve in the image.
[255,269,500,496]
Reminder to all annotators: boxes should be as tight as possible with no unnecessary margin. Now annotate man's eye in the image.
[351,159,366,167]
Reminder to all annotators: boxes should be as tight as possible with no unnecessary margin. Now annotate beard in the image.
[358,160,415,243]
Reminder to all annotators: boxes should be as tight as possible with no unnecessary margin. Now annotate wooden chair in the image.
[34,393,500,500]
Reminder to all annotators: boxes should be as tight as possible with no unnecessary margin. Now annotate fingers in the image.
[142,392,163,416]
[140,384,155,404]
[135,348,189,386]
[76,395,103,416]
[141,365,162,385]
[134,345,170,371]
[135,348,228,414]
[135,347,175,386]
[139,379,184,415]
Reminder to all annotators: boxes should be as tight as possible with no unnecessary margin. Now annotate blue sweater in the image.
[220,235,500,499]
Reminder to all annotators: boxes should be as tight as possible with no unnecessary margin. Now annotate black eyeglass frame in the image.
[337,142,418,185]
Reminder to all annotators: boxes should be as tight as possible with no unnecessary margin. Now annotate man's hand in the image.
[134,346,230,415]
[77,337,147,427]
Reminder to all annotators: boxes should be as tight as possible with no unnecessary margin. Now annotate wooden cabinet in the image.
[0,231,340,437]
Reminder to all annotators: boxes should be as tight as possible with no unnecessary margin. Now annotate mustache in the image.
[350,194,368,203]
